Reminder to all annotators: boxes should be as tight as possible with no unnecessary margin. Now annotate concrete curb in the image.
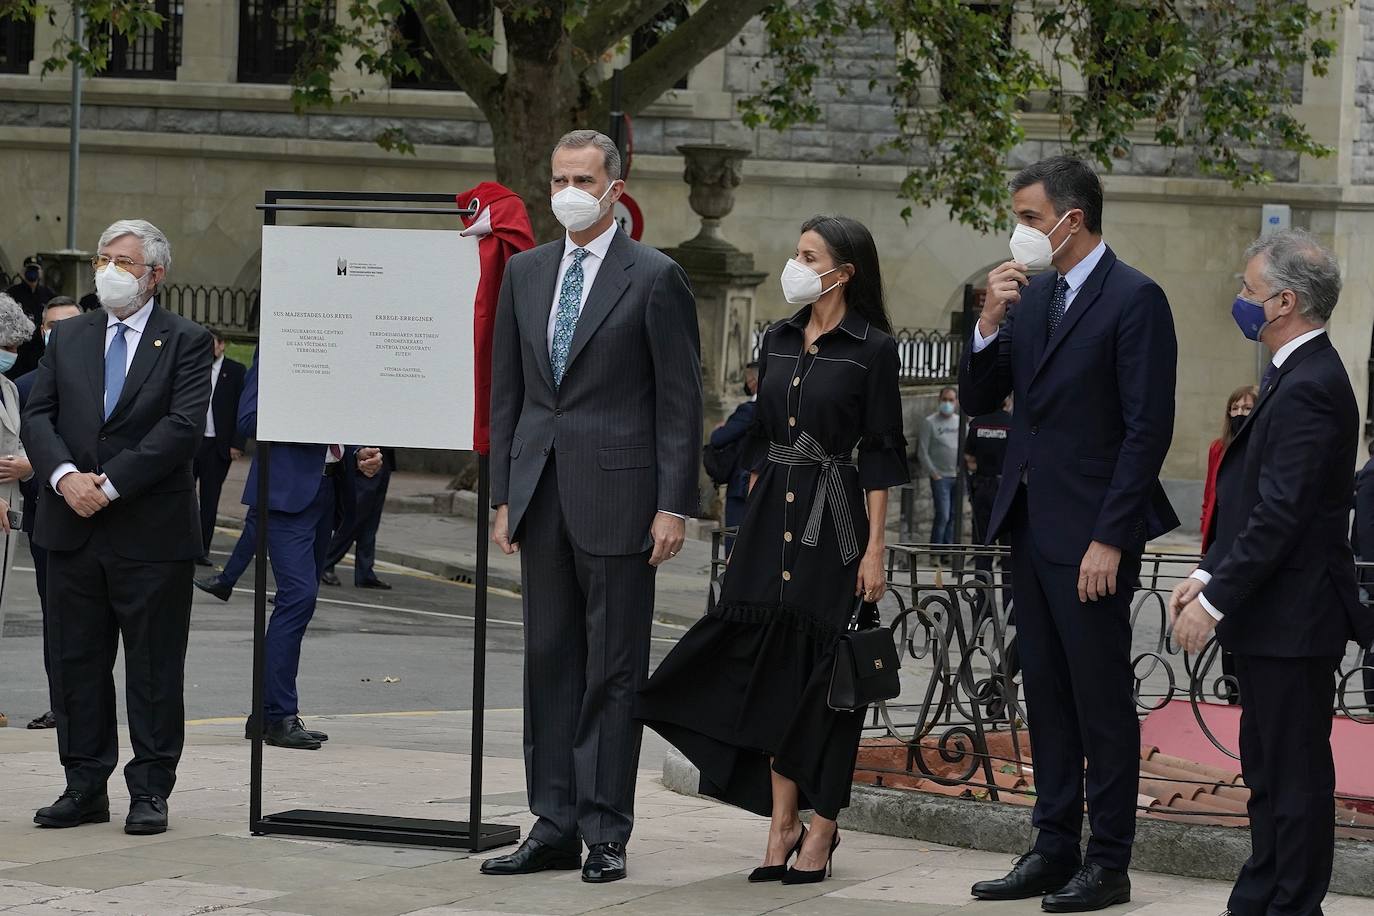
[660,749,1374,898]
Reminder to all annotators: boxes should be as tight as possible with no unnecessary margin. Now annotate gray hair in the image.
[1244,228,1341,324]
[0,292,36,348]
[98,219,172,276]
[552,130,622,181]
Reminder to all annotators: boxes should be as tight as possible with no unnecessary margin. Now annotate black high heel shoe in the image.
[781,830,841,884]
[748,825,806,883]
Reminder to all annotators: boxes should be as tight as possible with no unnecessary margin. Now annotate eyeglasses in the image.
[91,254,150,271]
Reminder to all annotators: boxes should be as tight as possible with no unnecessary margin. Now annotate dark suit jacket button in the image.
[555,409,563,418]
[1030,426,1039,435]
[100,434,108,441]
[542,447,550,456]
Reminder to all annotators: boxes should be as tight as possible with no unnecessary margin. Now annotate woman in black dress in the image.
[637,216,909,883]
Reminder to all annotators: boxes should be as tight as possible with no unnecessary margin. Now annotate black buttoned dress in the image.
[637,306,909,819]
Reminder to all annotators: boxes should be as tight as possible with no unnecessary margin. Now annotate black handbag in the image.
[827,598,901,711]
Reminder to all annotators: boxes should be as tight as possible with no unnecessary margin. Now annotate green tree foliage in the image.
[4,0,1346,236]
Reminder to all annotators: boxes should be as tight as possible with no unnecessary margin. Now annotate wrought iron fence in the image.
[160,283,258,334]
[753,320,964,385]
[706,534,1374,834]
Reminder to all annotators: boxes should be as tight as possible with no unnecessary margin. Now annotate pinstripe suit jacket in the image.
[489,227,702,556]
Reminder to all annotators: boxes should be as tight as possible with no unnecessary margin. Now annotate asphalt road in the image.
[0,527,684,730]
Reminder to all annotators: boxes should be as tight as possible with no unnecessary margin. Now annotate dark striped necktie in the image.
[1048,276,1069,338]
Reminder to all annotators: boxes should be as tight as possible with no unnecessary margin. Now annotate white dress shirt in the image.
[1189,327,1329,620]
[547,221,619,356]
[50,299,157,502]
[971,240,1109,353]
[205,354,224,439]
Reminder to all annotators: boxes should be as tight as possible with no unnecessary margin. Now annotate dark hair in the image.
[939,386,957,399]
[1010,156,1104,234]
[45,295,77,309]
[205,325,227,343]
[799,215,892,334]
[1220,384,1258,449]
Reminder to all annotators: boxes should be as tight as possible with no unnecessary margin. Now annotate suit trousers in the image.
[263,473,335,722]
[46,525,194,797]
[324,464,391,583]
[193,438,232,557]
[221,506,257,586]
[1007,491,1141,872]
[1228,654,1340,916]
[29,536,49,679]
[519,455,657,850]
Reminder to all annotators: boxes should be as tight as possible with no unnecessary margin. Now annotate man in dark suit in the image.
[321,447,395,589]
[14,296,83,731]
[1171,229,1374,916]
[482,130,701,884]
[237,348,382,750]
[6,255,56,380]
[960,157,1178,911]
[21,220,213,836]
[193,328,246,566]
[707,361,757,553]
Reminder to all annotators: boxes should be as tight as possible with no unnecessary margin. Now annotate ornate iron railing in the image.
[753,319,964,385]
[161,283,258,334]
[707,535,1374,833]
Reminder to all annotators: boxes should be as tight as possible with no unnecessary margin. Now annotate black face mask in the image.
[1228,414,1248,436]
[23,268,39,283]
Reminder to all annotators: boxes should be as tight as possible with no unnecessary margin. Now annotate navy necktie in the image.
[104,323,130,419]
[1048,276,1069,338]
[1259,361,1278,395]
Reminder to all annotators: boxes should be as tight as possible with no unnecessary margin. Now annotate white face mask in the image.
[1008,211,1074,270]
[780,259,841,305]
[95,262,150,314]
[551,183,614,233]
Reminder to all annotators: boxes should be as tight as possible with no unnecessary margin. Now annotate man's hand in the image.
[491,504,519,555]
[980,261,1029,339]
[1173,599,1218,654]
[356,446,383,478]
[649,512,686,567]
[1168,574,1205,629]
[230,447,243,461]
[0,454,31,484]
[58,472,111,519]
[930,472,943,482]
[1077,540,1122,602]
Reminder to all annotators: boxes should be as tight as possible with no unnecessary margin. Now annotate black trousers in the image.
[193,437,232,557]
[46,527,194,797]
[324,464,391,583]
[1008,493,1141,872]
[518,456,657,850]
[1228,654,1340,916]
[29,535,50,681]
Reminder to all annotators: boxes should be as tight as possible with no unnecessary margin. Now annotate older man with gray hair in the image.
[1171,228,1374,916]
[21,219,212,836]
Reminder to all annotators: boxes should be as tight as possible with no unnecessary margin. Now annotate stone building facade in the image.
[0,1,1371,502]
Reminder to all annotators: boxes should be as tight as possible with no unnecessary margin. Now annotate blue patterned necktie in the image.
[551,248,589,388]
[1047,275,1070,338]
[104,323,129,419]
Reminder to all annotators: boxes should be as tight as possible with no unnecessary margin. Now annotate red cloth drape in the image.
[458,182,536,456]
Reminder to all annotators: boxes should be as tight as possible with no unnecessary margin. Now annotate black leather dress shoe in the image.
[27,710,56,729]
[582,842,627,883]
[264,717,322,750]
[195,556,214,567]
[246,715,328,742]
[1041,864,1131,913]
[194,576,234,602]
[357,578,392,590]
[34,789,110,828]
[971,851,1078,901]
[125,795,169,835]
[320,569,341,587]
[480,837,581,875]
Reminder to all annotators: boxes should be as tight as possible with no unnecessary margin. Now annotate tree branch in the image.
[412,0,503,111]
[614,0,772,115]
[571,0,672,61]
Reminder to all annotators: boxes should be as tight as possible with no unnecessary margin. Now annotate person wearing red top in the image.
[1200,385,1258,550]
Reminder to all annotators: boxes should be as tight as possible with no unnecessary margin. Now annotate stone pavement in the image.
[10,712,1371,916]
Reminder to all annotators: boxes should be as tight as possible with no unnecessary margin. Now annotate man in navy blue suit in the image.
[1171,230,1374,916]
[961,156,1178,912]
[236,349,381,750]
[706,361,757,552]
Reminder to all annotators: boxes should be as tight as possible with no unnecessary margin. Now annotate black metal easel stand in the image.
[248,189,518,851]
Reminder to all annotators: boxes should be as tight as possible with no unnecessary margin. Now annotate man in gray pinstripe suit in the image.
[482,131,703,883]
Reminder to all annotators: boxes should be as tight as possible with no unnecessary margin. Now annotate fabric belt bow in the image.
[767,431,859,563]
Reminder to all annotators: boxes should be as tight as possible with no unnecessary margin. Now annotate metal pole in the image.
[952,286,973,567]
[469,455,491,849]
[608,69,626,166]
[65,6,83,250]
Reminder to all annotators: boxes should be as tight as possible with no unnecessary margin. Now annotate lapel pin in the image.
[154,339,163,348]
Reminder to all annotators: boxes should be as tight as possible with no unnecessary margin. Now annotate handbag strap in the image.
[846,596,872,631]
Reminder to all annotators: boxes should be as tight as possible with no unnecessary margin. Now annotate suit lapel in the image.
[1223,333,1330,458]
[1032,247,1116,382]
[527,244,562,392]
[0,381,18,436]
[83,311,107,411]
[563,232,632,377]
[108,305,170,422]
